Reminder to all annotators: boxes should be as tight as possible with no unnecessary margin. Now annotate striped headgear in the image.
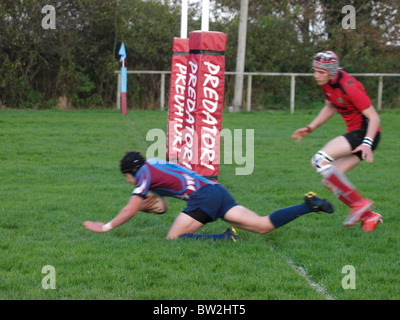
[312,51,340,80]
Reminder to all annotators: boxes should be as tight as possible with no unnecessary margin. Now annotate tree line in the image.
[1,0,399,110]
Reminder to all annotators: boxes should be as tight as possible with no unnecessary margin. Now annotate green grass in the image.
[1,108,399,300]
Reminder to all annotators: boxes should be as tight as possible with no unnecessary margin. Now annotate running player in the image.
[291,51,382,232]
[83,151,334,240]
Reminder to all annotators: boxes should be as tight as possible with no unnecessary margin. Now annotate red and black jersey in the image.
[322,71,381,132]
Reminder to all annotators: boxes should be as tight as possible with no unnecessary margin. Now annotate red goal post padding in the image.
[167,37,189,162]
[179,31,228,182]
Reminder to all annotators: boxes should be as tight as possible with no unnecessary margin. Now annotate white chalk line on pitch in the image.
[286,259,336,300]
[269,246,336,300]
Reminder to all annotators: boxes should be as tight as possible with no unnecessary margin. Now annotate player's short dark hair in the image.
[120,151,146,175]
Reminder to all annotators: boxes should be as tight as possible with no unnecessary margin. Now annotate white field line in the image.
[286,259,336,300]
[269,245,336,300]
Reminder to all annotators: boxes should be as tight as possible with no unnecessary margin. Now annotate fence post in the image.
[247,74,252,111]
[377,76,383,112]
[160,73,165,110]
[290,75,296,114]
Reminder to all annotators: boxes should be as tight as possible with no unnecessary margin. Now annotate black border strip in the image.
[190,49,225,56]
[204,176,218,181]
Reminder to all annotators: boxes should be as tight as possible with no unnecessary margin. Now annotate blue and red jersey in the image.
[132,159,215,200]
[322,70,381,132]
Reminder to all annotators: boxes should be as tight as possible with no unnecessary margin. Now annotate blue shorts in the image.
[183,184,238,224]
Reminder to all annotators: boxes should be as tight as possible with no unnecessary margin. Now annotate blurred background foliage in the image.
[0,0,399,110]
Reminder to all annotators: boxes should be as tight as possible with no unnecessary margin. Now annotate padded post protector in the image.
[179,31,228,182]
[167,38,189,162]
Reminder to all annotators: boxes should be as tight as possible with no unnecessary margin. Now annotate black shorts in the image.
[343,130,381,160]
[183,184,238,224]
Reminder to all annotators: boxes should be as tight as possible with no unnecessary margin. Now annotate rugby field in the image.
[1,108,399,301]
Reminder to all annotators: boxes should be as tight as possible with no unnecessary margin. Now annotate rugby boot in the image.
[343,198,373,227]
[304,192,334,213]
[223,227,240,242]
[361,211,382,232]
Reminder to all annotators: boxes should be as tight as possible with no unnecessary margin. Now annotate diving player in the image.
[83,151,334,240]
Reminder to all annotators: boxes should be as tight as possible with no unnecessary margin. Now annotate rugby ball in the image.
[143,191,168,214]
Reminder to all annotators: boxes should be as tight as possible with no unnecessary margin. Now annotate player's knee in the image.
[242,219,272,234]
[258,227,273,234]
[257,219,275,234]
[311,151,334,175]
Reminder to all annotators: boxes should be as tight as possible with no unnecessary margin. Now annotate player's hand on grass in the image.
[83,221,107,233]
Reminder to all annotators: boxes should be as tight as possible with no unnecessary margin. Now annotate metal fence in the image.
[115,70,400,113]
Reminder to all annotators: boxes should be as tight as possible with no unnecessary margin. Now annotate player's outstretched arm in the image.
[83,195,143,233]
[291,100,336,142]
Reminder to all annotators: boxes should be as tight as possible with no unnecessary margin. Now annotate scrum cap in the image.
[312,51,339,80]
[120,151,146,175]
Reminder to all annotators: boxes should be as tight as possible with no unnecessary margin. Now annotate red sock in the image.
[341,190,364,205]
[338,194,351,206]
[325,167,364,206]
